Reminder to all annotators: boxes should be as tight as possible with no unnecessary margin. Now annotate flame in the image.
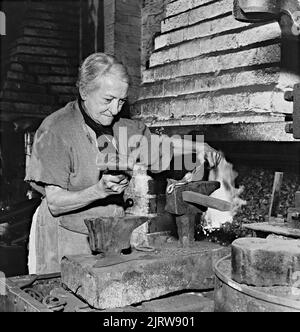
[203,158,247,232]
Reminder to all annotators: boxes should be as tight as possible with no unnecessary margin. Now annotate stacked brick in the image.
[134,0,297,126]
[0,1,80,120]
[141,0,173,72]
[104,0,141,103]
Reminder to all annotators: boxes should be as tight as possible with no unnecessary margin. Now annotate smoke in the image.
[203,158,247,233]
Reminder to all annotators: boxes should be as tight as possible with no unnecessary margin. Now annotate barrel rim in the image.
[214,255,300,310]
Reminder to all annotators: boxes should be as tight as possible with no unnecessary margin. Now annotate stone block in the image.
[17,36,75,49]
[13,45,70,58]
[143,44,281,83]
[25,19,75,32]
[23,27,77,40]
[7,71,36,83]
[0,101,54,115]
[136,89,284,121]
[50,85,78,94]
[150,23,280,67]
[50,66,78,76]
[155,16,249,50]
[189,0,232,27]
[165,0,217,18]
[232,237,300,287]
[4,81,46,94]
[161,0,232,33]
[61,242,229,309]
[2,91,56,105]
[27,64,51,75]
[31,1,78,14]
[11,54,75,66]
[10,63,24,72]
[27,10,79,24]
[37,75,76,85]
[161,11,189,33]
[139,67,279,100]
[166,0,194,17]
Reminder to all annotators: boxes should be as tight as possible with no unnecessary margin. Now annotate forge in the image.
[1,0,300,314]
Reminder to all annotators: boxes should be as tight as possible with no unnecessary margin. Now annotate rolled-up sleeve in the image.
[25,128,71,194]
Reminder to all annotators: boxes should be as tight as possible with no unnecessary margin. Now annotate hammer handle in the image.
[182,191,232,212]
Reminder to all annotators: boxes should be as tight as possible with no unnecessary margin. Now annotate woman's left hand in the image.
[197,143,224,169]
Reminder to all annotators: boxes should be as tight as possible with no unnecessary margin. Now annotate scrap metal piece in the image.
[42,295,66,312]
[23,288,44,303]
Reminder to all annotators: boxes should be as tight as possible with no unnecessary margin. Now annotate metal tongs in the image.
[166,164,205,194]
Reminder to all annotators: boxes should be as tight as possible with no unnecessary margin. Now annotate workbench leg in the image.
[176,214,195,248]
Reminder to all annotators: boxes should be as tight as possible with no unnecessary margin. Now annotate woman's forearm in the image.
[171,138,207,157]
[45,184,106,217]
[171,137,223,167]
[45,174,129,217]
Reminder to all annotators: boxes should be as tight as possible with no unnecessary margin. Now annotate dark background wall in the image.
[0,0,81,207]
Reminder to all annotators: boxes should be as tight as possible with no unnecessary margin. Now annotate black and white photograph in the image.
[0,0,300,316]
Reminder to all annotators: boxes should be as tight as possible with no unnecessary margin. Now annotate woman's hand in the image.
[197,143,224,169]
[171,137,224,169]
[45,175,130,217]
[96,174,129,198]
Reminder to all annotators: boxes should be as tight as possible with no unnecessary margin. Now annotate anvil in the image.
[165,180,231,248]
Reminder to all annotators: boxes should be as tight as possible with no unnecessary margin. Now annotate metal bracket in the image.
[285,83,300,139]
[234,0,300,30]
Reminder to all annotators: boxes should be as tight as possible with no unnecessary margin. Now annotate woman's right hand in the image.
[45,174,129,217]
[96,174,129,198]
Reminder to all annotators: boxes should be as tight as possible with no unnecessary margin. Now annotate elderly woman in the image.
[25,53,222,274]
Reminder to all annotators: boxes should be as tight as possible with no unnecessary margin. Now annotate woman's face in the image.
[81,74,129,127]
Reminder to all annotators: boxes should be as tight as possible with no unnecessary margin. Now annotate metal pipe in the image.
[234,0,300,32]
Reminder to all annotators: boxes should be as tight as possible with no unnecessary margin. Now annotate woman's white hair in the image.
[77,53,129,94]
